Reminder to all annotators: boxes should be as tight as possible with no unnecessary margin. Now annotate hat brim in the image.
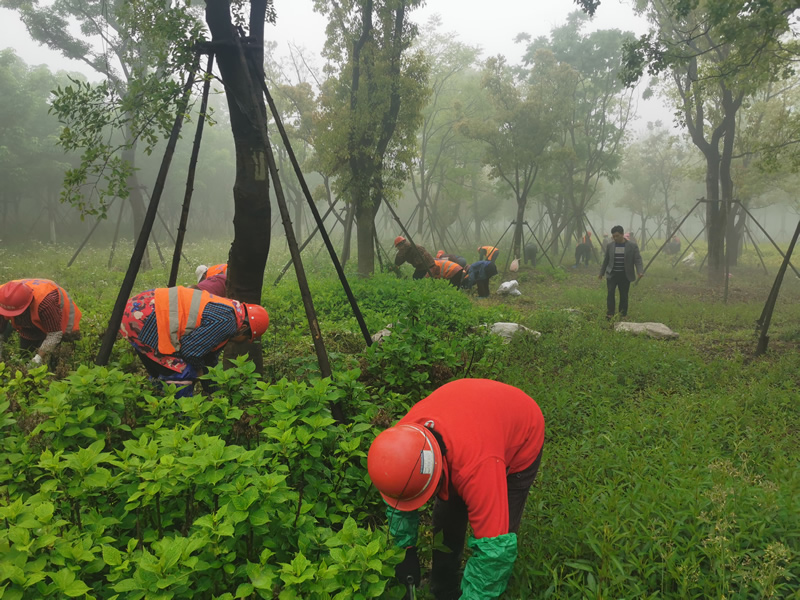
[0,300,32,317]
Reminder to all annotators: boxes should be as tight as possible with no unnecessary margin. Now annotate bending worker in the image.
[195,263,228,283]
[394,236,437,279]
[0,278,81,367]
[368,379,545,600]
[477,245,499,262]
[432,259,465,288]
[120,286,269,397]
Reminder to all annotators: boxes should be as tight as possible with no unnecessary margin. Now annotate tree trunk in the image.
[513,200,526,260]
[356,197,380,277]
[206,0,271,368]
[341,201,356,266]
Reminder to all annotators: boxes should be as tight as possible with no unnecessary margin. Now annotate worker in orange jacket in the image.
[196,263,228,283]
[431,259,465,287]
[477,246,499,262]
[120,286,269,397]
[368,379,545,599]
[0,278,81,368]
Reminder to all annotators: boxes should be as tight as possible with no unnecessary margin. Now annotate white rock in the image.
[497,280,522,296]
[482,322,541,343]
[614,322,679,339]
[371,324,393,344]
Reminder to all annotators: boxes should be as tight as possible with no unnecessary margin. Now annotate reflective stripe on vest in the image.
[435,260,461,279]
[480,246,498,261]
[13,278,81,334]
[154,287,241,355]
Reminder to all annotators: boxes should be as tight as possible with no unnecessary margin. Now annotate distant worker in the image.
[120,286,269,397]
[599,225,644,319]
[477,245,499,262]
[368,379,545,600]
[435,250,467,269]
[432,259,466,287]
[0,278,82,368]
[462,260,498,299]
[523,244,537,266]
[195,263,228,283]
[664,236,681,255]
[574,243,591,267]
[195,273,228,297]
[394,236,436,280]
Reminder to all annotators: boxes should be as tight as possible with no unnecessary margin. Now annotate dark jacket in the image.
[395,242,435,272]
[600,240,644,282]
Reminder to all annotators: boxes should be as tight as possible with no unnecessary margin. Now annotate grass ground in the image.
[1,239,799,599]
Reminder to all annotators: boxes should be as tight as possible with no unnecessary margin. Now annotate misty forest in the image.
[0,0,799,599]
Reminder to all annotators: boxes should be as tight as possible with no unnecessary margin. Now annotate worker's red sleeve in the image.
[459,457,510,539]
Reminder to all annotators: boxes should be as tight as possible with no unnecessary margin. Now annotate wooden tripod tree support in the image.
[95,56,201,366]
[273,199,340,287]
[168,53,215,287]
[254,66,373,352]
[754,219,800,356]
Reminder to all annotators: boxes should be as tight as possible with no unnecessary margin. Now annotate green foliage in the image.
[0,361,409,599]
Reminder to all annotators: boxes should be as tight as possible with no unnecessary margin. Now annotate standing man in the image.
[120,286,269,397]
[0,279,82,367]
[599,225,644,318]
[394,236,436,280]
[368,379,545,600]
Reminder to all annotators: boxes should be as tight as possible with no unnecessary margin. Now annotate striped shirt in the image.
[138,301,239,368]
[613,243,626,272]
[2,290,63,340]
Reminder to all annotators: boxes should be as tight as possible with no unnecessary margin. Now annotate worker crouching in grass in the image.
[461,260,498,298]
[431,259,465,288]
[0,278,82,368]
[394,236,437,279]
[368,379,545,600]
[120,286,269,397]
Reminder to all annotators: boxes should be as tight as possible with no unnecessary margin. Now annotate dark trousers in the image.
[430,450,543,600]
[476,279,490,298]
[606,271,631,316]
[449,272,464,288]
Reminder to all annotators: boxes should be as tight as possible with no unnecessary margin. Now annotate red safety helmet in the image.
[367,423,443,511]
[0,281,34,317]
[436,250,444,258]
[394,236,406,247]
[244,304,269,340]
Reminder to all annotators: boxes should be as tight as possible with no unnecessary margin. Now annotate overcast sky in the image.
[0,0,671,129]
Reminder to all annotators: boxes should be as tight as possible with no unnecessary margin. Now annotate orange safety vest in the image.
[12,279,81,334]
[206,264,228,278]
[479,246,499,261]
[154,287,241,355]
[434,259,463,280]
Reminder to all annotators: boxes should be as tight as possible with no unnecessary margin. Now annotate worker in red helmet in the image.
[120,286,269,397]
[368,379,545,599]
[394,236,436,279]
[0,278,82,368]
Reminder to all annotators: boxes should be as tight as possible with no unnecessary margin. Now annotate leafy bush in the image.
[0,362,408,599]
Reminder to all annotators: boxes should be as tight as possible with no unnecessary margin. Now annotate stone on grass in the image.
[614,322,678,339]
[481,322,541,344]
[371,324,393,344]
